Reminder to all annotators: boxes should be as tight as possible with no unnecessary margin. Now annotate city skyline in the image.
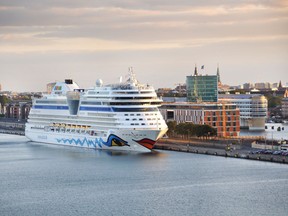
[1,0,287,92]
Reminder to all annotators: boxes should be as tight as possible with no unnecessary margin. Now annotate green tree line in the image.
[166,121,217,139]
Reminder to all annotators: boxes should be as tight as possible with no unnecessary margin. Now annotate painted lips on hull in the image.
[133,138,156,150]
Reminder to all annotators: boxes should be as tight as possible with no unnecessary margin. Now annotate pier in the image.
[154,138,288,164]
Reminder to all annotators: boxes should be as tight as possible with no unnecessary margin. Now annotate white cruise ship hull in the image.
[25,128,167,152]
[25,72,168,153]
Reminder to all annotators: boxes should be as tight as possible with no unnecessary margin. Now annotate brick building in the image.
[160,102,240,137]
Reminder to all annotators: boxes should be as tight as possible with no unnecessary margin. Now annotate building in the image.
[186,66,218,102]
[243,83,254,90]
[254,82,271,90]
[4,102,31,120]
[218,94,267,130]
[160,102,240,137]
[282,97,288,118]
[281,89,288,119]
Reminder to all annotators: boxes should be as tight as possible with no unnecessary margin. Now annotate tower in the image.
[194,65,198,76]
[216,64,221,84]
[279,80,282,89]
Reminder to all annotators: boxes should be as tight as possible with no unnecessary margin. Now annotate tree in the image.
[175,122,196,138]
[195,124,217,138]
[167,121,177,137]
[0,95,8,106]
[266,95,282,109]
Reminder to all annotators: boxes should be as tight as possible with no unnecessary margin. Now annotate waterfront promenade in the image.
[155,137,288,164]
[0,119,25,136]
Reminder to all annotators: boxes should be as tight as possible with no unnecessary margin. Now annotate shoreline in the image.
[154,138,288,164]
[0,129,25,136]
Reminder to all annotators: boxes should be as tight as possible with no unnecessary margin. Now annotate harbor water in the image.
[0,134,287,216]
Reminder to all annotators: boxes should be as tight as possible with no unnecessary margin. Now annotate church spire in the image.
[279,80,282,88]
[216,63,221,84]
[194,64,198,76]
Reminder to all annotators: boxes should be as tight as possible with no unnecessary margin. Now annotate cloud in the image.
[0,1,287,61]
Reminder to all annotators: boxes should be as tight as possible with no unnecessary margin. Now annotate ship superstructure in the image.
[25,69,168,152]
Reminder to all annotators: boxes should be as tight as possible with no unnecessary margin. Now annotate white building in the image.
[219,94,267,130]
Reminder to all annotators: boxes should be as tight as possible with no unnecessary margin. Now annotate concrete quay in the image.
[154,138,288,164]
[0,119,25,136]
[0,129,25,136]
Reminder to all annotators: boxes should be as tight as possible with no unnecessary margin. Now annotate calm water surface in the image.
[0,135,288,216]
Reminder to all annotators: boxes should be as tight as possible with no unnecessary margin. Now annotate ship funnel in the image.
[66,91,80,115]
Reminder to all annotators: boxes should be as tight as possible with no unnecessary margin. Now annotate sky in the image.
[0,0,287,92]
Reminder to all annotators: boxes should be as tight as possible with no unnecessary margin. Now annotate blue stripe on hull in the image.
[79,106,113,112]
[33,105,69,110]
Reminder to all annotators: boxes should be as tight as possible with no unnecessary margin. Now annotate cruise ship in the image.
[25,69,168,152]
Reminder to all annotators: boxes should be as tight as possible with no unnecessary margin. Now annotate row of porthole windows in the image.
[125,118,160,121]
[130,123,161,126]
[124,113,157,116]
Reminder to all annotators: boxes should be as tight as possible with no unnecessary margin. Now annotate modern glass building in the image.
[186,73,218,102]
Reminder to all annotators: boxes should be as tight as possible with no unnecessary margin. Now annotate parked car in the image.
[272,151,282,155]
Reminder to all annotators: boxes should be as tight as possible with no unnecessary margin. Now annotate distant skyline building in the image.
[243,83,254,90]
[254,82,271,90]
[186,66,218,102]
[219,94,267,130]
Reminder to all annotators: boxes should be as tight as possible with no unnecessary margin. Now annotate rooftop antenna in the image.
[128,67,138,84]
[217,63,221,84]
[194,64,198,76]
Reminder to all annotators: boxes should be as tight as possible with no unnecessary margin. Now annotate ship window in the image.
[139,118,143,120]
[124,114,128,116]
[81,101,102,105]
[131,123,134,125]
[113,107,158,112]
[141,123,145,125]
[125,119,129,121]
[35,100,67,104]
[137,114,141,116]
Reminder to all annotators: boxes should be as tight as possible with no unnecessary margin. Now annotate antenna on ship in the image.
[127,67,138,85]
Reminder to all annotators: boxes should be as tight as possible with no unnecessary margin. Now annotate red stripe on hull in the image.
[134,138,156,150]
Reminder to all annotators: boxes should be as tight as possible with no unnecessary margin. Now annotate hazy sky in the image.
[1,0,287,92]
